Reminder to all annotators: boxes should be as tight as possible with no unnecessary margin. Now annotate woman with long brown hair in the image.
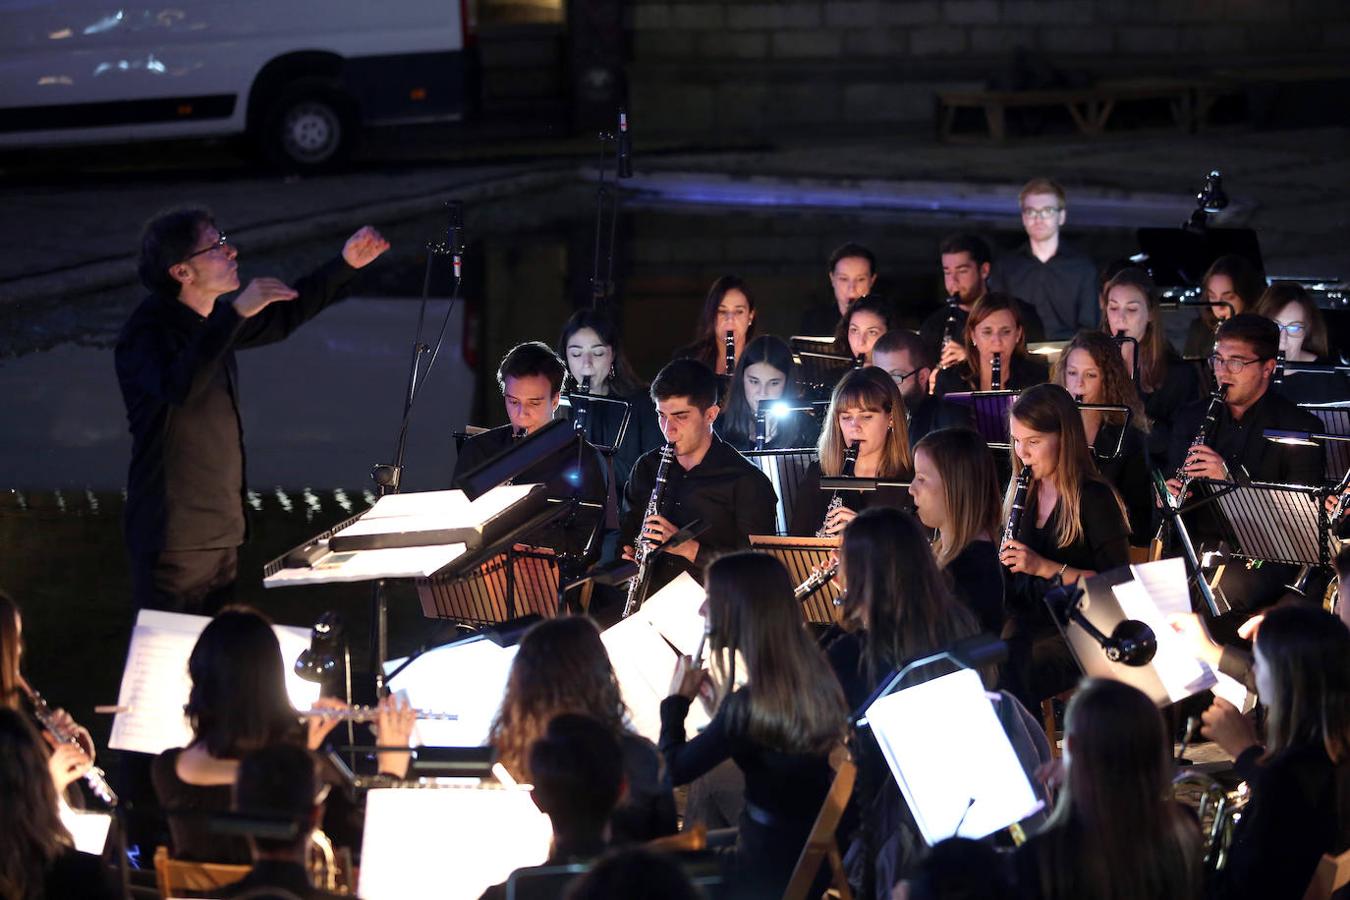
[1099,267,1199,465]
[932,292,1050,398]
[714,334,815,451]
[908,427,1006,637]
[0,709,118,900]
[1200,605,1350,899]
[789,366,913,536]
[1181,254,1266,359]
[1012,678,1202,900]
[831,294,894,364]
[489,615,676,844]
[672,275,757,375]
[999,384,1130,702]
[1053,330,1153,546]
[663,552,847,899]
[1253,281,1348,406]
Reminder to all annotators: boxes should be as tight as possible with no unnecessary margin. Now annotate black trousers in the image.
[129,546,238,615]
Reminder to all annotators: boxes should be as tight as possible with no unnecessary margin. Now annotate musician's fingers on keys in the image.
[999,539,1046,576]
[669,654,706,700]
[1183,444,1227,480]
[375,694,417,747]
[642,514,677,544]
[48,742,92,791]
[306,696,349,750]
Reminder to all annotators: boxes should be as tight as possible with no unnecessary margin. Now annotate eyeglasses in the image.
[1020,206,1062,221]
[888,369,919,385]
[1208,353,1270,375]
[183,232,229,261]
[1274,321,1307,337]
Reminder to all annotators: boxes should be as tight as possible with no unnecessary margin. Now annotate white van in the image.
[0,0,477,169]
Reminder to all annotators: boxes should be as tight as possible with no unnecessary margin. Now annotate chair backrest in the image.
[153,845,251,899]
[782,744,857,900]
[647,821,708,854]
[1302,847,1350,900]
[506,862,591,900]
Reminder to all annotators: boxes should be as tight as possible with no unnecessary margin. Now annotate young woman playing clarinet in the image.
[908,427,1007,638]
[672,275,757,376]
[1052,330,1153,547]
[999,384,1131,703]
[931,292,1050,399]
[788,366,913,537]
[715,335,816,452]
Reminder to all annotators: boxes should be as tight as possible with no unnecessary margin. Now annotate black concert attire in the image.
[660,691,835,900]
[115,257,359,614]
[1212,743,1350,900]
[987,242,1099,341]
[1092,421,1154,547]
[1273,365,1350,407]
[40,849,120,900]
[917,297,1047,357]
[1142,349,1202,466]
[1006,478,1131,704]
[716,403,818,453]
[787,461,914,537]
[946,539,1007,638]
[452,424,609,559]
[800,302,844,338]
[221,861,348,900]
[618,434,777,592]
[610,734,679,844]
[931,355,1051,434]
[905,390,970,447]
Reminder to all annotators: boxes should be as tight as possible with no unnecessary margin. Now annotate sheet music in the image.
[264,543,468,586]
[340,484,539,538]
[385,637,520,748]
[59,803,111,855]
[1112,580,1216,702]
[1212,671,1257,714]
[1128,557,1191,616]
[358,786,552,900]
[865,668,1042,844]
[109,610,319,755]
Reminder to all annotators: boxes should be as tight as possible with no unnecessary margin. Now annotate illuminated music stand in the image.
[936,390,1018,448]
[744,448,820,534]
[748,534,840,625]
[1299,404,1350,483]
[1198,479,1337,571]
[558,391,632,457]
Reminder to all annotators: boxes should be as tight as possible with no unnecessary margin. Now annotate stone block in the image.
[941,0,999,25]
[879,0,942,25]
[715,83,773,132]
[909,25,968,56]
[726,3,822,29]
[999,0,1093,25]
[824,2,883,28]
[631,82,715,132]
[1041,26,1114,55]
[772,31,845,58]
[669,3,723,28]
[633,31,697,58]
[969,25,1036,54]
[699,31,771,59]
[767,82,843,125]
[1177,23,1247,54]
[844,82,934,123]
[843,27,907,56]
[1116,25,1179,55]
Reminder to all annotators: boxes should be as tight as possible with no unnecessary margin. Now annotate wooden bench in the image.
[937,78,1197,142]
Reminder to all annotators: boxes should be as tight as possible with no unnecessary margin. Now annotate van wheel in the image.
[257,81,355,172]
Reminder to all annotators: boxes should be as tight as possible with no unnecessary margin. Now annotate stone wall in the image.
[625,0,1350,136]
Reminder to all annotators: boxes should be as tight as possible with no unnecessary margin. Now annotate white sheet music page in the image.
[263,543,468,586]
[384,636,520,748]
[109,610,319,755]
[865,668,1042,845]
[338,484,540,539]
[1112,578,1217,702]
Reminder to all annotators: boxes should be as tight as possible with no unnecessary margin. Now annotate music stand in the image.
[748,534,840,624]
[1200,479,1337,570]
[558,392,632,456]
[1078,403,1132,461]
[744,448,819,534]
[792,348,857,397]
[935,391,1018,448]
[1272,417,1350,485]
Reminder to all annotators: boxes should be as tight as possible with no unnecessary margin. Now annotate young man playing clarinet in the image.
[620,358,777,594]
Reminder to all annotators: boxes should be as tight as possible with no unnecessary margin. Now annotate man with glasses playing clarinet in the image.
[988,178,1099,340]
[116,209,389,615]
[1164,314,1324,635]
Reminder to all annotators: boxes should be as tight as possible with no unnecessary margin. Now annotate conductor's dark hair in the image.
[496,341,566,396]
[828,242,877,275]
[1215,313,1279,361]
[651,358,720,412]
[234,744,321,854]
[528,713,625,834]
[564,845,704,900]
[938,233,993,268]
[138,207,215,296]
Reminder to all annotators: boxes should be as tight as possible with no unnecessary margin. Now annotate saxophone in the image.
[795,443,859,599]
[623,443,676,617]
[990,351,1003,391]
[1173,383,1229,502]
[28,688,118,806]
[1000,468,1032,555]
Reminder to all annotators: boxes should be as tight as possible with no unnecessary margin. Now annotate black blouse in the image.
[787,460,913,536]
[1141,350,1201,466]
[1092,421,1154,547]
[945,539,1007,637]
[931,353,1051,400]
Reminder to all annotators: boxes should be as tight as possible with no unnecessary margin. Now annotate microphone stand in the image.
[589,107,631,309]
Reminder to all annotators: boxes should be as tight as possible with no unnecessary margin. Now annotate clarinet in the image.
[795,443,859,598]
[816,442,859,538]
[942,295,961,347]
[990,352,1003,391]
[572,374,592,435]
[624,443,676,617]
[1001,468,1032,555]
[1173,383,1230,501]
[29,689,118,806]
[724,330,735,375]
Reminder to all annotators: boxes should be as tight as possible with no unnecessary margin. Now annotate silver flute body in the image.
[30,690,118,806]
[624,443,676,617]
[299,706,458,722]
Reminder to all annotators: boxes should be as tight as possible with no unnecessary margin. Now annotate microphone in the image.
[447,200,465,279]
[616,109,633,179]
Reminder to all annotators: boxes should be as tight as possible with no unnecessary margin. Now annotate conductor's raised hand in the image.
[342,226,390,269]
[233,277,298,318]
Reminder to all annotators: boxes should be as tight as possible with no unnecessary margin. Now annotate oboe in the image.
[1001,468,1032,555]
[29,689,118,806]
[624,443,676,617]
[990,352,1003,390]
[724,330,735,375]
[1173,383,1230,501]
[816,442,859,538]
[572,374,592,435]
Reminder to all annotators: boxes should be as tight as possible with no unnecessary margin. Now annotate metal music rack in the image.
[748,534,840,625]
[940,390,1019,448]
[1078,403,1133,461]
[1193,479,1337,570]
[1302,403,1350,483]
[744,449,819,535]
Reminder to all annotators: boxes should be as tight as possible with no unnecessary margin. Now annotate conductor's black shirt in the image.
[115,258,357,556]
[619,434,777,591]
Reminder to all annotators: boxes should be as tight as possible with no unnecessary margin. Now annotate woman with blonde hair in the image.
[908,427,1006,637]
[1099,266,1199,465]
[1013,678,1202,900]
[663,551,847,899]
[789,366,913,536]
[489,615,676,843]
[999,384,1130,701]
[1052,330,1153,545]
